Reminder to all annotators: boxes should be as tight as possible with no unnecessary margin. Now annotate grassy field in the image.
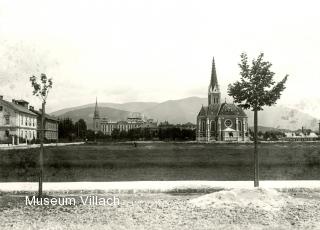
[0,142,320,182]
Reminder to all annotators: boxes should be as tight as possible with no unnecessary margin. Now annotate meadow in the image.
[0,142,319,182]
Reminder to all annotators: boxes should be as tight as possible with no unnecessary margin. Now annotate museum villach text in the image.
[25,195,120,206]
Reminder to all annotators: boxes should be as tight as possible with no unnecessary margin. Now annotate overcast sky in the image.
[0,0,319,112]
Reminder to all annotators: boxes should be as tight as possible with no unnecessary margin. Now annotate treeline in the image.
[58,117,196,142]
[248,129,286,141]
[58,118,87,141]
[88,127,196,141]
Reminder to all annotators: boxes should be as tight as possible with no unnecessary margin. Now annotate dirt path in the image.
[0,190,320,229]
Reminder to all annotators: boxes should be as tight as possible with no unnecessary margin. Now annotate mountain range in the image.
[51,97,320,131]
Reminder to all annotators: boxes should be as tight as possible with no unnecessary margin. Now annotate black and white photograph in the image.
[0,0,320,229]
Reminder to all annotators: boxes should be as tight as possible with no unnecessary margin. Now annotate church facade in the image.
[196,58,249,142]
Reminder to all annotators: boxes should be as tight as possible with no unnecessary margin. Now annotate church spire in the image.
[94,97,100,118]
[208,56,221,105]
[209,57,219,91]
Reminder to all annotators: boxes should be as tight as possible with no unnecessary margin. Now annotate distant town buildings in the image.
[0,95,58,144]
[196,57,249,142]
[93,98,157,135]
[283,127,318,141]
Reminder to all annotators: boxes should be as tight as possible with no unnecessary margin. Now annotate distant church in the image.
[196,57,249,142]
[93,98,157,135]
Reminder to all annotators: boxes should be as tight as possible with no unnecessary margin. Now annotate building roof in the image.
[309,132,318,137]
[218,103,247,116]
[223,127,236,132]
[198,103,247,117]
[30,109,58,121]
[0,99,37,116]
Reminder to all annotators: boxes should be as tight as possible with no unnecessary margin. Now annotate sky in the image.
[0,0,319,113]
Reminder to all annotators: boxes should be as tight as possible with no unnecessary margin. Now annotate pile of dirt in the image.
[189,188,290,211]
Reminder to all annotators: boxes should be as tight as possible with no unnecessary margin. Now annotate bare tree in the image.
[30,73,53,197]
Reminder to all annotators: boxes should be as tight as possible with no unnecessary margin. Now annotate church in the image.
[196,57,249,142]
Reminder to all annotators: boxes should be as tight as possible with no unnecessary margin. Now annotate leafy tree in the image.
[58,118,75,140]
[119,130,128,140]
[111,129,120,140]
[85,129,95,141]
[228,53,288,187]
[29,73,53,197]
[75,119,87,139]
[128,128,142,141]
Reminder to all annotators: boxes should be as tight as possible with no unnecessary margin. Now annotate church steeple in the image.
[93,97,100,133]
[94,97,100,118]
[208,57,221,105]
[209,57,219,91]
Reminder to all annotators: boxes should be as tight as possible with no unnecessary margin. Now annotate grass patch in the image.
[0,142,320,181]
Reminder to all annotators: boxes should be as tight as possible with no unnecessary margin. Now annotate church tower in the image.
[93,97,100,134]
[208,57,221,105]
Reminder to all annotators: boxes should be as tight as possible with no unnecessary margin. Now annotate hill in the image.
[52,97,319,131]
[57,106,131,128]
[142,97,207,124]
[51,102,158,117]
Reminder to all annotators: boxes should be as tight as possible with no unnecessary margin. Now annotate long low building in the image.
[283,132,318,141]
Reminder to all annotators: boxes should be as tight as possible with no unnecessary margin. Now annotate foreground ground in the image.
[0,189,320,229]
[1,142,320,181]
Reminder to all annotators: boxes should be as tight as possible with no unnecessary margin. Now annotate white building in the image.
[0,96,37,143]
[284,131,318,141]
[93,98,157,135]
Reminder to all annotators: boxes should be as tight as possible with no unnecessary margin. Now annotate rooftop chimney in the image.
[29,106,34,111]
[14,99,29,108]
[0,95,3,100]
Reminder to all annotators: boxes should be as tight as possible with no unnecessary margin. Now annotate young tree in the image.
[30,73,53,197]
[228,53,288,187]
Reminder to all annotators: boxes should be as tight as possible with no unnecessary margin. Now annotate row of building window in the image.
[20,130,36,139]
[100,123,140,133]
[20,116,36,127]
[45,122,58,130]
[199,120,246,133]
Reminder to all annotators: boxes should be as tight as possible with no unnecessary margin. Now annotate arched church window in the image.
[201,120,206,132]
[238,121,242,131]
[210,121,215,131]
[229,132,233,137]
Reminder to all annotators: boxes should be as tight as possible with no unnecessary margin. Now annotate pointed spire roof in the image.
[94,97,100,118]
[209,56,219,91]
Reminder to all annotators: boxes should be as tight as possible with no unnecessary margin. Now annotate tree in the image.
[75,119,87,139]
[111,128,120,140]
[228,53,288,187]
[58,118,75,140]
[30,73,53,197]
